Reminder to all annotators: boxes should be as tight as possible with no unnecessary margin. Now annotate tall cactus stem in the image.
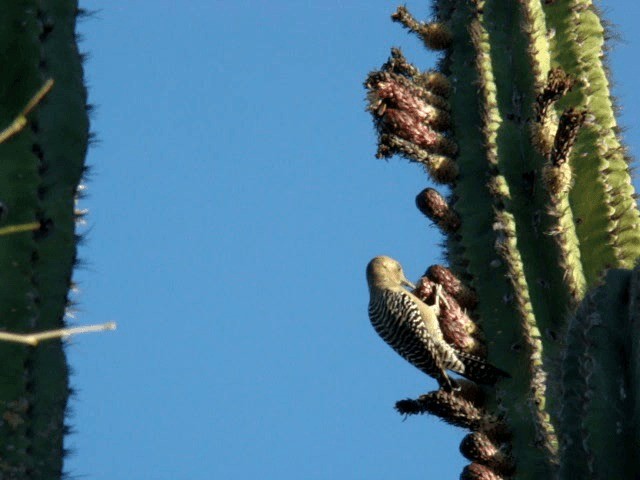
[0,2,90,477]
[493,209,557,462]
[469,1,558,470]
[545,1,640,280]
[559,269,635,478]
[364,1,640,478]
[630,266,640,457]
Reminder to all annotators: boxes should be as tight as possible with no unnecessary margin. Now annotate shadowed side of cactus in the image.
[364,1,640,478]
[0,2,89,478]
[559,268,636,478]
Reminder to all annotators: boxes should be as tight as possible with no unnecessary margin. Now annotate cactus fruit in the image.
[364,1,640,478]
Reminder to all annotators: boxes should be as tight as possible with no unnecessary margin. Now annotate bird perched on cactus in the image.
[366,256,509,391]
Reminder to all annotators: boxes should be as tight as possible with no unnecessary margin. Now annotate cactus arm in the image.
[423,5,638,475]
[441,4,543,476]
[450,1,567,474]
[630,267,640,460]
[28,2,90,476]
[559,269,636,478]
[544,1,640,282]
[365,1,640,478]
[0,1,89,477]
[0,5,50,477]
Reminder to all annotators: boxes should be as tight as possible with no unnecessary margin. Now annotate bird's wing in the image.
[403,290,466,373]
[390,290,458,370]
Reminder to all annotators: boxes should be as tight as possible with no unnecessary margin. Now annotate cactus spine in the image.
[0,2,89,478]
[365,1,640,478]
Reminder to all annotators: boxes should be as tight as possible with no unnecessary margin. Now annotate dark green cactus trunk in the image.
[365,1,640,478]
[0,2,89,478]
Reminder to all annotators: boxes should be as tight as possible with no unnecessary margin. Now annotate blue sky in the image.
[64,2,640,479]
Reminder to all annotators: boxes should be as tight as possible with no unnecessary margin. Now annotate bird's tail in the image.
[456,350,510,385]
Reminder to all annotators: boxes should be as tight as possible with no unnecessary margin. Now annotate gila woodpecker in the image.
[366,255,508,391]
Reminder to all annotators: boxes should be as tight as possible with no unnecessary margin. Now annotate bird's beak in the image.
[402,277,416,290]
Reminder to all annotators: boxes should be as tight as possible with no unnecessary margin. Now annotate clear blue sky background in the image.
[64,2,640,479]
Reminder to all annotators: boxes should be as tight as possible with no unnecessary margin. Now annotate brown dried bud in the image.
[427,264,479,310]
[391,6,452,50]
[366,66,450,133]
[416,188,461,233]
[413,275,437,300]
[530,122,554,157]
[550,108,586,167]
[424,150,458,184]
[440,301,484,355]
[535,68,575,121]
[384,47,420,77]
[486,175,510,202]
[420,23,452,50]
[432,135,458,156]
[391,6,421,32]
[422,71,451,97]
[395,390,505,435]
[460,433,515,475]
[547,68,574,96]
[455,379,485,406]
[541,108,585,198]
[365,50,457,174]
[376,134,458,184]
[542,162,572,198]
[414,85,450,111]
[413,277,482,354]
[382,50,450,101]
[382,108,442,146]
[460,463,506,480]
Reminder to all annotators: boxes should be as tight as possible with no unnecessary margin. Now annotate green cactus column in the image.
[0,2,89,478]
[365,1,640,478]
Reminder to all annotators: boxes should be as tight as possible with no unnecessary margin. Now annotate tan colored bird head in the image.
[366,255,416,291]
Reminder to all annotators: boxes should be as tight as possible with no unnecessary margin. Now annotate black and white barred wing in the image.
[369,289,455,378]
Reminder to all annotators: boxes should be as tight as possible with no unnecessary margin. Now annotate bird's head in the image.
[366,256,416,291]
